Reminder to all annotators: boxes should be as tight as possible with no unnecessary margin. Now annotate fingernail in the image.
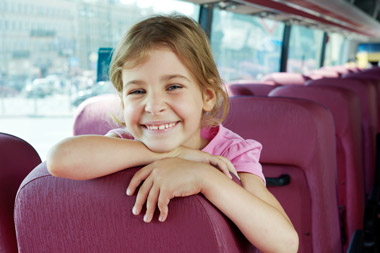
[126,188,131,195]
[159,215,164,222]
[144,214,149,223]
[132,206,137,215]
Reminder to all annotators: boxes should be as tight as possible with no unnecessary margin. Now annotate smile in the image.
[144,122,177,131]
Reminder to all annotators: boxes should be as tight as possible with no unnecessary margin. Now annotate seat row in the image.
[228,66,380,252]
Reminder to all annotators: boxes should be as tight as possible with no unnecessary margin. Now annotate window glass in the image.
[324,32,349,66]
[287,24,324,73]
[211,8,284,82]
[0,0,199,160]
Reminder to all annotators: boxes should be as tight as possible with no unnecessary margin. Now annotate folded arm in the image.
[127,158,298,253]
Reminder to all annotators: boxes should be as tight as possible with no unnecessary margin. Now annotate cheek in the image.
[123,102,141,128]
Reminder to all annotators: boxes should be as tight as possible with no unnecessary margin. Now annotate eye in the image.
[128,89,145,95]
[167,84,183,91]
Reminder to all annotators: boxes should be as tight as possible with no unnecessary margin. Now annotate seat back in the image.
[269,85,365,247]
[307,78,377,195]
[73,94,123,136]
[224,96,341,253]
[261,72,309,85]
[14,163,254,253]
[0,133,41,253]
[227,80,277,96]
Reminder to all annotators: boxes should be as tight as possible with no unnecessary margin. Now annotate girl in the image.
[47,14,298,252]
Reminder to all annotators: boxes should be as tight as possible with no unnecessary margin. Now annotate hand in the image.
[169,146,239,179]
[126,157,208,223]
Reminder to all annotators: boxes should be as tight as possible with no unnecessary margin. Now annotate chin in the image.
[141,141,175,153]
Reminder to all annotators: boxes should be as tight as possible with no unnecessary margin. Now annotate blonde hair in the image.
[109,14,229,127]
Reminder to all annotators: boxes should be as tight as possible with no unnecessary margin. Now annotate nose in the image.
[144,92,167,115]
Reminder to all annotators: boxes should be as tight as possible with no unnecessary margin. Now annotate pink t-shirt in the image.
[107,124,265,183]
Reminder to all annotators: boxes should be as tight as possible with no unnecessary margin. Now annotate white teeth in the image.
[146,123,176,131]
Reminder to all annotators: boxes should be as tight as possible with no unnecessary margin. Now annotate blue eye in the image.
[167,84,182,91]
[129,89,145,95]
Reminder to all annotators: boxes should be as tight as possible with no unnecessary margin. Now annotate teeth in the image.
[146,123,176,130]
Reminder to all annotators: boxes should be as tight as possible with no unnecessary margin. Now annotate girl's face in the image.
[121,47,216,153]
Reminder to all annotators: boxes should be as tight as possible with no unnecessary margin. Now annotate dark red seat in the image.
[224,96,341,253]
[261,72,309,85]
[227,80,277,96]
[14,163,254,253]
[307,78,377,195]
[269,85,365,248]
[0,133,41,253]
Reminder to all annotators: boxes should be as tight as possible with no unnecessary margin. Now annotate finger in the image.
[158,190,171,222]
[133,177,153,216]
[210,157,232,179]
[144,185,160,223]
[217,156,239,179]
[127,164,153,196]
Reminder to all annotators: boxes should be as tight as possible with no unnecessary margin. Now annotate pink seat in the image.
[0,133,41,253]
[73,94,123,136]
[307,69,340,78]
[343,73,380,132]
[227,80,277,96]
[307,78,377,195]
[14,163,254,252]
[269,85,365,248]
[261,72,309,85]
[224,96,341,253]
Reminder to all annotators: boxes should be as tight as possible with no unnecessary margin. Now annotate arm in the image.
[47,135,236,180]
[128,158,298,253]
[202,171,298,252]
[47,135,166,180]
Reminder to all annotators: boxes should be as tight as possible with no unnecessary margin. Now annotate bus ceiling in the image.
[185,0,380,39]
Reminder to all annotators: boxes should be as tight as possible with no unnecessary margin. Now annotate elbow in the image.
[283,228,299,253]
[46,139,77,179]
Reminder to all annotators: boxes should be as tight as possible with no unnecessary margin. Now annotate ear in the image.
[202,88,216,112]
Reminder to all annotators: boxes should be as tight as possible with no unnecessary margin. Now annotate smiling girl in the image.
[47,14,298,252]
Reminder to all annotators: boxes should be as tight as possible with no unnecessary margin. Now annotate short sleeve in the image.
[224,140,265,184]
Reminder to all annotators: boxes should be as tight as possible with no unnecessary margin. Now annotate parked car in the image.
[25,78,55,98]
[72,81,116,107]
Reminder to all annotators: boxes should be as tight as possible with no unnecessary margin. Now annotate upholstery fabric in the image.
[261,72,309,85]
[15,162,254,253]
[269,85,365,247]
[227,81,278,97]
[307,78,377,195]
[73,94,122,136]
[224,96,341,253]
[0,133,41,253]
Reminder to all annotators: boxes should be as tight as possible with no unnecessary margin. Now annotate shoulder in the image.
[203,124,262,157]
[105,128,134,139]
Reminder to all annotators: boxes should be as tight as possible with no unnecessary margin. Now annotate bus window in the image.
[324,33,350,67]
[0,0,199,160]
[287,24,324,73]
[210,9,284,82]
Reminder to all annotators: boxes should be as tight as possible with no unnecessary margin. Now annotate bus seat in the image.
[224,96,341,253]
[308,69,340,78]
[14,163,255,253]
[227,80,277,96]
[261,72,309,85]
[307,78,377,196]
[322,66,352,75]
[0,133,41,253]
[343,73,380,132]
[269,85,365,248]
[73,94,122,136]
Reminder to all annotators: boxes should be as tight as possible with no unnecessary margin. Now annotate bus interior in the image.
[2,0,380,252]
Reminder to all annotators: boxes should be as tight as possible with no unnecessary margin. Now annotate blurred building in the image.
[0,0,146,85]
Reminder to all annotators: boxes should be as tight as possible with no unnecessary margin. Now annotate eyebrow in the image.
[123,74,191,88]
